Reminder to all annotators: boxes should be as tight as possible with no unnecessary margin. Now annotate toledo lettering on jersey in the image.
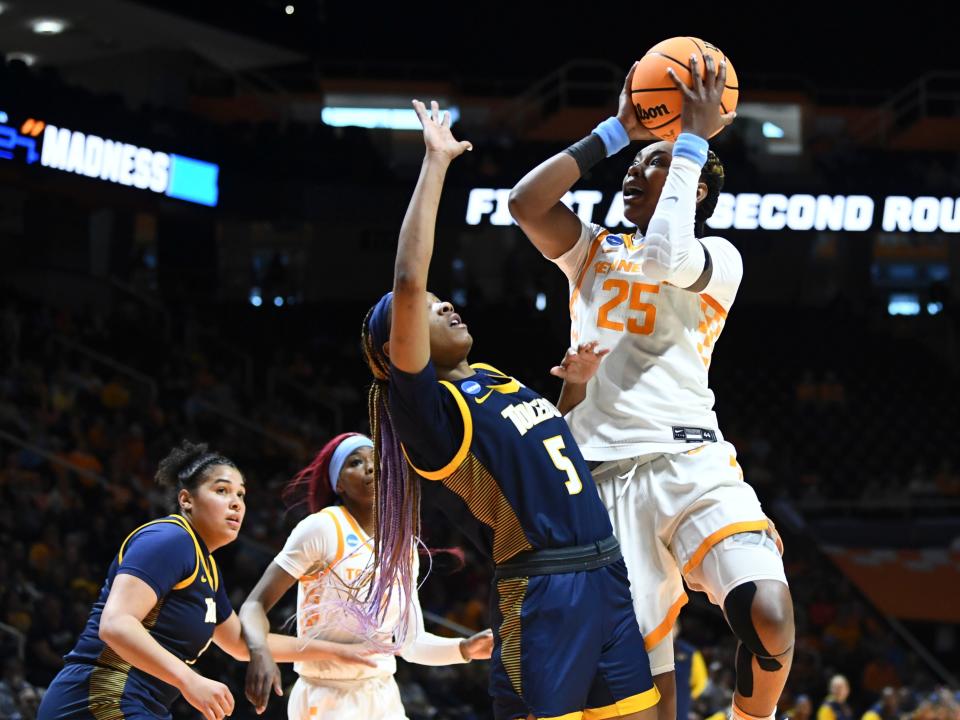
[500,398,562,437]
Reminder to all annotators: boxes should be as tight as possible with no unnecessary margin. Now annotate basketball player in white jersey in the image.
[509,55,794,720]
[240,433,492,719]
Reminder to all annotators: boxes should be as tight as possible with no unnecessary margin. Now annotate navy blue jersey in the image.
[390,361,613,564]
[63,514,231,709]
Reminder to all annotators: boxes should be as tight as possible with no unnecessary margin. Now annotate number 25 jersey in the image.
[552,219,743,461]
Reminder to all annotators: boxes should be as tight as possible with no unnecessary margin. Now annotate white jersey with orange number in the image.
[273,505,465,682]
[551,217,743,461]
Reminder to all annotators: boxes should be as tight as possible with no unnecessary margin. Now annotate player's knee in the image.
[724,581,794,659]
[751,580,795,654]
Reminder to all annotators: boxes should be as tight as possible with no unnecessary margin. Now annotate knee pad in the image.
[724,582,786,673]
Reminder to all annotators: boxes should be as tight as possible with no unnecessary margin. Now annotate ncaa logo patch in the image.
[345,533,360,548]
[606,235,624,246]
[462,381,482,396]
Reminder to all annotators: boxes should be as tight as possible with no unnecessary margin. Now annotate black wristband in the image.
[563,133,606,175]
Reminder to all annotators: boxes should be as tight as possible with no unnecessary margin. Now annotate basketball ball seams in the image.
[647,51,692,73]
[633,37,738,140]
[688,37,706,55]
[688,37,708,74]
[642,115,681,131]
[631,87,681,94]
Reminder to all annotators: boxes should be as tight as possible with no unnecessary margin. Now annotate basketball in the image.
[630,36,738,141]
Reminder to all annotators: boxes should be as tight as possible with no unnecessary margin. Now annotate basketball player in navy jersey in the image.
[357,100,659,720]
[38,440,376,720]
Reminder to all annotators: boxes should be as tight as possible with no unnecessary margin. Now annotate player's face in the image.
[621,141,674,231]
[427,293,473,368]
[335,446,375,509]
[185,465,246,551]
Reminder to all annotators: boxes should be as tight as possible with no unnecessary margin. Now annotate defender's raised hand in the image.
[413,99,473,161]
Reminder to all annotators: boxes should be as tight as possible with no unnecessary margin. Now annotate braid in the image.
[695,150,725,237]
[355,307,421,649]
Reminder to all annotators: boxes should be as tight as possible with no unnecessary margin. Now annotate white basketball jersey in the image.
[552,220,742,461]
[274,505,405,680]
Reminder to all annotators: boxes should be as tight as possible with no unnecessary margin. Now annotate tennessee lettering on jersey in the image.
[595,258,644,276]
[500,397,562,436]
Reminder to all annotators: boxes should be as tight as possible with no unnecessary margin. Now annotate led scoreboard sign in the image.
[0,112,219,207]
[465,188,960,234]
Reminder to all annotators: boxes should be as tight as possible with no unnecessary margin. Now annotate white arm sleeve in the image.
[549,220,602,284]
[697,235,743,310]
[398,583,467,666]
[272,512,335,579]
[640,155,708,288]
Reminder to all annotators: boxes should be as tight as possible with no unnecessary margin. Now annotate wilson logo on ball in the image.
[637,103,670,121]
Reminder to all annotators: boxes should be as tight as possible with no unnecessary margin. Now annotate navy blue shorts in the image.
[38,663,170,720]
[489,558,659,720]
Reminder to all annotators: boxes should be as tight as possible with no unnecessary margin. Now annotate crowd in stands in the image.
[2,285,958,719]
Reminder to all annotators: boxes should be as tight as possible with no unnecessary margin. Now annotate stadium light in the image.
[7,52,37,66]
[31,18,68,34]
[888,294,920,316]
[321,106,460,130]
[762,122,785,139]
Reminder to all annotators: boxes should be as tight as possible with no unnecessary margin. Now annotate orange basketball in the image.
[630,36,738,141]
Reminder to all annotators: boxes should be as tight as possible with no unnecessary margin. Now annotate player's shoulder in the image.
[296,507,342,535]
[119,517,197,568]
[126,517,195,551]
[699,234,741,259]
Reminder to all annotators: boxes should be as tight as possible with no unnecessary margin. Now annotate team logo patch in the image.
[345,533,360,548]
[605,235,624,246]
[462,381,482,395]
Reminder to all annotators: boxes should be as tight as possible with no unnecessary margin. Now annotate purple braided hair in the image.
[355,304,421,648]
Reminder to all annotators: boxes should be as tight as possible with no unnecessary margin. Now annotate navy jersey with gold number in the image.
[391,362,613,564]
[38,514,231,719]
[391,362,658,720]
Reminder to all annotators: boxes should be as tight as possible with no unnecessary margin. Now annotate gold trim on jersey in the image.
[582,686,661,719]
[442,455,532,564]
[208,555,219,593]
[496,576,528,699]
[403,380,473,481]
[468,363,522,403]
[88,665,128,720]
[118,514,211,591]
[89,600,165,718]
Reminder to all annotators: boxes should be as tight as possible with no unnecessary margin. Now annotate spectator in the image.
[819,675,854,720]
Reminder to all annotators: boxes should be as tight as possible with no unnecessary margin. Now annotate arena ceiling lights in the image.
[30,17,68,34]
[321,94,460,130]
